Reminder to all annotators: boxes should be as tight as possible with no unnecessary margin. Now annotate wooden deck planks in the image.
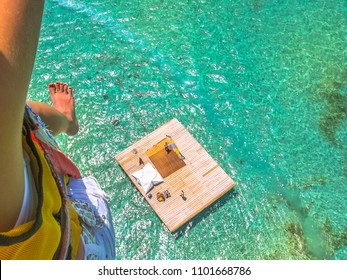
[115,118,236,232]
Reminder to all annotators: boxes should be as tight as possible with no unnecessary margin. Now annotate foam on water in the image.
[28,0,347,259]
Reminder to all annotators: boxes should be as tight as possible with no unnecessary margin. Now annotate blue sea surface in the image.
[28,0,347,259]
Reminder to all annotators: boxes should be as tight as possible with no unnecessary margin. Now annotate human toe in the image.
[56,82,61,92]
[48,83,56,94]
[63,83,68,93]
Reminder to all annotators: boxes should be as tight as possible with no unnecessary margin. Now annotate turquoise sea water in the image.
[28,0,347,259]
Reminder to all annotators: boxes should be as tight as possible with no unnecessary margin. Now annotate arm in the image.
[0,0,45,231]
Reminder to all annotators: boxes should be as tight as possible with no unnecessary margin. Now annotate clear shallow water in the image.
[28,0,347,259]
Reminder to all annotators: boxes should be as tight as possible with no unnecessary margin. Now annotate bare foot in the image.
[48,82,79,136]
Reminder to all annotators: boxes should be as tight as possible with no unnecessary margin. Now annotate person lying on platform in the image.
[165,137,185,160]
[164,142,171,154]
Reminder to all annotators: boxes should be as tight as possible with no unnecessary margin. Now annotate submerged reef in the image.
[318,77,347,149]
[315,71,347,178]
[252,0,265,12]
[284,221,311,259]
[301,176,327,189]
[283,218,347,260]
[322,218,347,259]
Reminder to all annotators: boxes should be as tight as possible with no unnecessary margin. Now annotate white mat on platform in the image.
[131,163,163,194]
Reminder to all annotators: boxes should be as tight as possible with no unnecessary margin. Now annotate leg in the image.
[27,82,79,136]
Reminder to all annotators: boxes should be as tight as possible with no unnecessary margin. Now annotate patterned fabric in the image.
[67,177,115,260]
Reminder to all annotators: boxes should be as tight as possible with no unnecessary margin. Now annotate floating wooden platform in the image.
[115,118,236,232]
